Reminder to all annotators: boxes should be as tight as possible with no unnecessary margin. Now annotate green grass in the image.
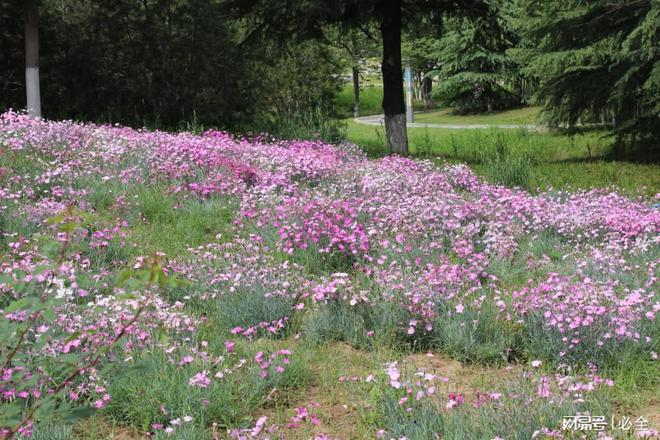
[129,187,237,257]
[105,341,309,433]
[346,119,660,196]
[347,119,611,161]
[512,160,660,196]
[413,106,542,125]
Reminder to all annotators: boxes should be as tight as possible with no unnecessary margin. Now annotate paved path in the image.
[354,114,538,130]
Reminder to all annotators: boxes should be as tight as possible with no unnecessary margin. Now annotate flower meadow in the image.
[0,110,658,439]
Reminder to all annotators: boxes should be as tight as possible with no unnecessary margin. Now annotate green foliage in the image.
[212,290,294,336]
[244,105,347,144]
[518,0,660,157]
[480,137,533,189]
[23,424,74,440]
[335,84,385,118]
[431,301,518,365]
[132,187,237,257]
[432,12,524,113]
[0,211,178,437]
[522,312,659,374]
[377,371,611,440]
[106,346,308,431]
[0,1,344,130]
[304,300,409,350]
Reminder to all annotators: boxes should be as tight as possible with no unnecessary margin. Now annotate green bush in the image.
[304,300,408,350]
[480,136,533,189]
[106,347,308,432]
[430,301,519,365]
[211,289,295,336]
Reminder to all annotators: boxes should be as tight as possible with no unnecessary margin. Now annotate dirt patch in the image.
[256,342,378,439]
[73,418,144,439]
[638,398,660,431]
[403,352,513,400]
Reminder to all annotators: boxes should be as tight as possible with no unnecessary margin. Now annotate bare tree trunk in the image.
[380,0,408,155]
[352,65,360,118]
[24,0,41,117]
[421,75,433,110]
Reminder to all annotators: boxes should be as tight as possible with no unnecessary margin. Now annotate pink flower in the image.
[537,376,551,398]
[251,416,268,436]
[189,371,211,388]
[93,394,111,409]
[179,355,194,366]
[224,340,235,353]
[455,303,464,314]
[386,362,401,389]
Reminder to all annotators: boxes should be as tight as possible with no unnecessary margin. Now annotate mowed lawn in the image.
[412,106,542,125]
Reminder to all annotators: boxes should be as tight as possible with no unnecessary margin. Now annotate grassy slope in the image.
[337,82,659,197]
[346,119,660,197]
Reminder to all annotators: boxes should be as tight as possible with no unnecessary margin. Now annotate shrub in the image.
[431,300,519,365]
[480,136,533,189]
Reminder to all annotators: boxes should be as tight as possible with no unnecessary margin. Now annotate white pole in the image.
[26,67,41,117]
[25,0,41,118]
[404,61,413,123]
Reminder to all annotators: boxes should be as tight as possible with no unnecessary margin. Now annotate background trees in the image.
[226,0,493,154]
[518,0,659,157]
[1,0,341,130]
[0,0,657,158]
[328,27,380,118]
[402,33,442,110]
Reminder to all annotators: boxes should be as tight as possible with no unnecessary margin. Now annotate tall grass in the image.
[479,135,533,189]
[304,300,409,350]
[335,84,385,118]
[243,106,347,143]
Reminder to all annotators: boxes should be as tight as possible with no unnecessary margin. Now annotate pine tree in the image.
[431,8,522,114]
[519,0,659,157]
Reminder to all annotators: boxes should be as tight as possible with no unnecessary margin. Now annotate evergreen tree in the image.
[432,9,522,114]
[519,0,659,157]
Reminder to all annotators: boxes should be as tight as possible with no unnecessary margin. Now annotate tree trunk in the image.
[24,0,41,118]
[380,0,408,155]
[421,75,433,110]
[352,65,360,118]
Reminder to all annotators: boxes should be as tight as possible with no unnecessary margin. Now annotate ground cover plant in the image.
[0,110,658,439]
